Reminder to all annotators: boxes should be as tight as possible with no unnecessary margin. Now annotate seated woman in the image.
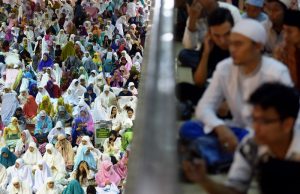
[0,163,7,190]
[38,95,55,117]
[107,106,122,131]
[3,117,21,150]
[72,109,94,146]
[43,144,66,183]
[84,85,97,107]
[33,161,52,193]
[34,110,53,143]
[103,130,122,160]
[13,108,26,131]
[95,160,121,188]
[55,134,74,171]
[62,179,84,194]
[47,121,66,144]
[110,70,124,88]
[113,151,129,180]
[38,53,54,72]
[7,177,32,194]
[36,177,62,194]
[74,145,97,172]
[76,136,102,163]
[22,142,42,169]
[53,106,73,128]
[70,161,95,188]
[35,84,50,105]
[6,158,33,189]
[0,147,17,168]
[45,80,61,98]
[14,130,35,158]
[18,88,29,108]
[23,95,38,123]
[55,97,73,115]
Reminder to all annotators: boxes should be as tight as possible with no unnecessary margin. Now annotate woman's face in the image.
[111,107,117,115]
[21,91,27,96]
[12,119,18,125]
[47,149,52,154]
[43,54,48,61]
[75,81,79,86]
[82,139,87,145]
[38,164,43,170]
[47,182,54,189]
[29,146,34,152]
[2,152,8,158]
[127,110,133,118]
[80,111,87,118]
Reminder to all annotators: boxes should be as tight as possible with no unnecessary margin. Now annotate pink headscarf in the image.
[113,155,128,179]
[95,160,121,187]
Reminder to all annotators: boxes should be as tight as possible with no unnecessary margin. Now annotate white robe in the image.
[43,145,66,181]
[0,164,8,190]
[7,165,33,189]
[33,163,52,192]
[22,144,42,168]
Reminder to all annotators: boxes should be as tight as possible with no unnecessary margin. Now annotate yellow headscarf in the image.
[56,97,73,115]
[38,96,54,117]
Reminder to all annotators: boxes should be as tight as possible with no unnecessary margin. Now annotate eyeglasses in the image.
[251,117,281,125]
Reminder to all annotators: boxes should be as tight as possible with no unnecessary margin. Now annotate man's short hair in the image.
[207,7,234,27]
[249,83,300,120]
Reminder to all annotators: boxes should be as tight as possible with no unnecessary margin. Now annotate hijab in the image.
[34,161,52,192]
[74,145,97,171]
[38,53,54,71]
[0,147,17,168]
[23,95,38,118]
[62,180,84,194]
[95,160,121,187]
[22,142,42,166]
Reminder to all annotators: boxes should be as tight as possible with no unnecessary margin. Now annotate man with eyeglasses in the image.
[184,82,300,194]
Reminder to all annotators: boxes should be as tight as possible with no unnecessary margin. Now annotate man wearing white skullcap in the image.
[242,0,268,23]
[182,18,293,183]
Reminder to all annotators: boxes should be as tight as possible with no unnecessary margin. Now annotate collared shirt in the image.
[226,129,300,193]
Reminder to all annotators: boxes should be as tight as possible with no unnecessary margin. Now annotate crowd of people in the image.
[0,0,149,193]
[175,0,300,193]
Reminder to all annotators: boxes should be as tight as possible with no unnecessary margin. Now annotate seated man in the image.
[180,19,292,166]
[179,0,241,70]
[274,10,300,91]
[183,82,300,194]
[176,8,233,106]
[242,0,268,24]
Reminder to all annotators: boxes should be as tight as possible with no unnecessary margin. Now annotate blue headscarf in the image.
[74,145,97,171]
[72,117,88,146]
[38,53,54,71]
[62,180,84,194]
[0,147,17,168]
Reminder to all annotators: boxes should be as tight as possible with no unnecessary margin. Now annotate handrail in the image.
[125,0,178,194]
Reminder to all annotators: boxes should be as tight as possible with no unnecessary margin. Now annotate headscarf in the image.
[39,96,54,117]
[22,142,42,166]
[38,53,54,71]
[0,147,17,168]
[113,153,128,179]
[95,160,121,187]
[36,177,61,194]
[14,130,34,156]
[61,41,76,61]
[34,161,52,193]
[8,158,33,189]
[62,180,84,194]
[47,121,66,143]
[8,177,32,194]
[56,97,73,115]
[55,134,74,166]
[77,107,94,132]
[43,143,66,175]
[74,145,97,171]
[23,95,38,118]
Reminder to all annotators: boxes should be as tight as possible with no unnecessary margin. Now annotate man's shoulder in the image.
[261,56,289,73]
